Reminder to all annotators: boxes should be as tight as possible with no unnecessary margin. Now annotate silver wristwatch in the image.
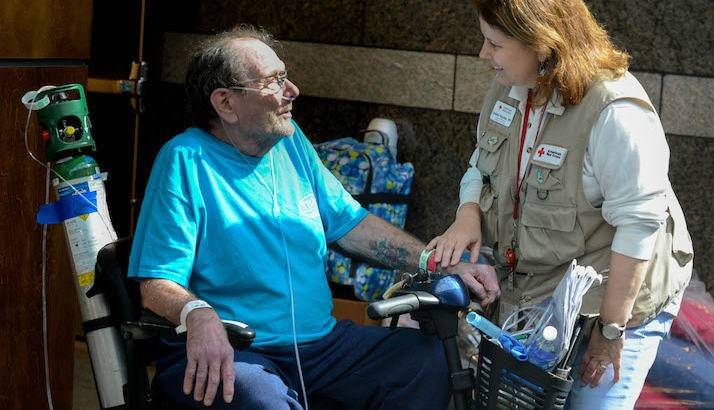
[597,318,626,340]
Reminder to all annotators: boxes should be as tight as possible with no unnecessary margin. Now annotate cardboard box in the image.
[332,297,380,326]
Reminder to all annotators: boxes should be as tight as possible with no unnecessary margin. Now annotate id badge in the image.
[490,100,517,128]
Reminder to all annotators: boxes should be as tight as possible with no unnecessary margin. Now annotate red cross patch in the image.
[532,144,568,168]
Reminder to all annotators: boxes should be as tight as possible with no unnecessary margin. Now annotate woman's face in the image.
[478,17,540,88]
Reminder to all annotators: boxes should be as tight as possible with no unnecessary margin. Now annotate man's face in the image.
[231,39,300,141]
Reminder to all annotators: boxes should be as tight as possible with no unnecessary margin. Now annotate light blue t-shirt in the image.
[128,122,368,347]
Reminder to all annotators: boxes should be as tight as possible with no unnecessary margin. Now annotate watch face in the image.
[602,324,623,340]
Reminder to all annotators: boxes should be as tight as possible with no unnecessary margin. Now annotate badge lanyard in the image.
[507,90,547,273]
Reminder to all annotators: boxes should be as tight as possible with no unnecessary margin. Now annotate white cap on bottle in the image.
[542,325,558,341]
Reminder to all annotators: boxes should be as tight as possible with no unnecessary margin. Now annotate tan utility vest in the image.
[476,72,693,327]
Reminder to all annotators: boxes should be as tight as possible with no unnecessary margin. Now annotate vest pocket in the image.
[479,183,498,246]
[523,166,567,204]
[476,129,508,176]
[518,202,585,265]
[667,201,694,267]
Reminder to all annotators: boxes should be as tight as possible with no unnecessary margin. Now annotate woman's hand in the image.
[578,324,624,387]
[427,203,482,268]
[577,251,646,386]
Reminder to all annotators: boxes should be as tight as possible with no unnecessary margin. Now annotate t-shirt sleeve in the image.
[294,125,368,243]
[127,143,199,287]
[460,147,484,210]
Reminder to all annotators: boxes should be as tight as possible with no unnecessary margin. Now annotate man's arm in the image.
[335,214,500,305]
[335,214,423,271]
[140,279,235,406]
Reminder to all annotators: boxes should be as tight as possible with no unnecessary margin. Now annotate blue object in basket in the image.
[466,311,528,361]
[499,334,529,362]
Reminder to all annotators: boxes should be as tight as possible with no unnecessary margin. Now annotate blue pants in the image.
[153,321,451,409]
[566,309,675,409]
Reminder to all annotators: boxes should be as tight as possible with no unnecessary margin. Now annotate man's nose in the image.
[284,79,299,99]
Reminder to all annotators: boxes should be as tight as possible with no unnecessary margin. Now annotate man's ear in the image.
[210,88,239,123]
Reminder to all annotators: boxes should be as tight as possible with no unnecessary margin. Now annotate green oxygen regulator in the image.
[35,84,101,181]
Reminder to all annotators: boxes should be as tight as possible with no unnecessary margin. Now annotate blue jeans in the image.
[566,309,675,409]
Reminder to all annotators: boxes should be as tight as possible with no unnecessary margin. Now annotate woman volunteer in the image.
[427,0,694,407]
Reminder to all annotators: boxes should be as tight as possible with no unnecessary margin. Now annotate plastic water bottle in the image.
[527,325,559,370]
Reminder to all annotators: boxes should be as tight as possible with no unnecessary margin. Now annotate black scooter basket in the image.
[475,337,573,409]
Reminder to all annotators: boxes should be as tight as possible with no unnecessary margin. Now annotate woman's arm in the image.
[428,148,487,267]
[600,252,648,326]
[579,252,647,386]
[579,97,670,386]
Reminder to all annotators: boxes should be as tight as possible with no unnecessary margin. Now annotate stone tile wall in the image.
[152,0,714,290]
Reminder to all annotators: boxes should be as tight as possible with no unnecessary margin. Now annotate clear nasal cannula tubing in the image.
[222,120,309,410]
[271,149,309,410]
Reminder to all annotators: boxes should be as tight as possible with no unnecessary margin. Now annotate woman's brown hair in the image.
[472,0,630,106]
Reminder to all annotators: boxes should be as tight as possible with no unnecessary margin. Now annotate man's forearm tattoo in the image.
[372,239,410,270]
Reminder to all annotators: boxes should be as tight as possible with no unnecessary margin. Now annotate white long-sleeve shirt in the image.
[460,85,669,260]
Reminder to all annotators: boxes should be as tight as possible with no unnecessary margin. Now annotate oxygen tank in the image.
[28,84,128,409]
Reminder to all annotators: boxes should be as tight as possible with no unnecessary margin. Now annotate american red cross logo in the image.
[537,147,545,157]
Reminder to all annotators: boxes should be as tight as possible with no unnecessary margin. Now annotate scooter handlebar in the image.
[368,294,420,319]
[367,291,441,320]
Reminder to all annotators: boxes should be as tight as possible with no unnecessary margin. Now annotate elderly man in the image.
[128,26,499,410]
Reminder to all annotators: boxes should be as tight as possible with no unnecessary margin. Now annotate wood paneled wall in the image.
[0,66,86,410]
[0,0,92,59]
[0,1,93,409]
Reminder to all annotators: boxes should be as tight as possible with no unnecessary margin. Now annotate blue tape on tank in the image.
[36,191,98,224]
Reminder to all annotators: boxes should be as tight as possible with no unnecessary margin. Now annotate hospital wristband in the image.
[419,248,435,272]
[175,299,213,333]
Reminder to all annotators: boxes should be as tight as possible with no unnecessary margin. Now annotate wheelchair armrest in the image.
[222,320,256,351]
[124,309,256,351]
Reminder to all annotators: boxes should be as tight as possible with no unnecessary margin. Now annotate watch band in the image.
[175,299,213,333]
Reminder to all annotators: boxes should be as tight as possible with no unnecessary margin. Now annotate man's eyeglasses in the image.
[228,71,289,95]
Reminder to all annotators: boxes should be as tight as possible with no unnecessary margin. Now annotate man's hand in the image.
[427,203,482,268]
[183,309,236,406]
[446,262,500,306]
[578,324,624,387]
